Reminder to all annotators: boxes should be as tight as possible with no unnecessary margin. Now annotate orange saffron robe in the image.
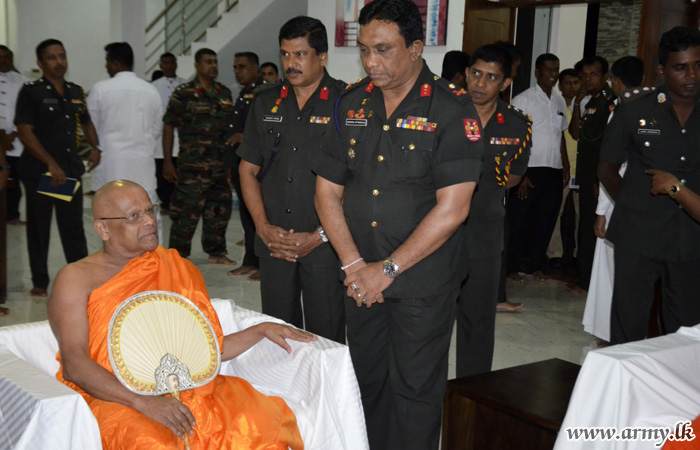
[56,247,304,450]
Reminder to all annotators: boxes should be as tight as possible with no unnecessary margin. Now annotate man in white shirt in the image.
[87,42,163,242]
[0,45,30,225]
[506,53,570,282]
[152,52,186,213]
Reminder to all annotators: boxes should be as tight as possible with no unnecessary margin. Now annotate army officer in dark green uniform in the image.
[456,44,531,378]
[599,26,700,344]
[569,55,615,292]
[237,16,347,343]
[315,1,483,449]
[162,48,236,265]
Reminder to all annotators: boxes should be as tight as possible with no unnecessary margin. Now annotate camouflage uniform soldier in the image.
[162,48,236,264]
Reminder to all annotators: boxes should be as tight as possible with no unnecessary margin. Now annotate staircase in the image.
[145,0,309,86]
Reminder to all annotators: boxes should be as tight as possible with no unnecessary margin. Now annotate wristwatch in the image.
[669,183,683,199]
[383,258,400,279]
[317,226,328,243]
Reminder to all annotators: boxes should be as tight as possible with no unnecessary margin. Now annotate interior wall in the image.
[549,4,587,73]
[308,0,467,84]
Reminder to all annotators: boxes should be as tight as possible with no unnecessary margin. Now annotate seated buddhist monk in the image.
[48,179,311,450]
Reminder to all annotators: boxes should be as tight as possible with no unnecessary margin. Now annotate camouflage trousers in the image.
[169,163,232,257]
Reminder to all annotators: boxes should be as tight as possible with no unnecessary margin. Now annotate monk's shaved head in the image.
[92,180,147,219]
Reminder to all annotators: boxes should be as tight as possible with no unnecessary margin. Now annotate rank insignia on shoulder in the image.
[365,82,375,93]
[421,83,431,97]
[463,118,481,142]
[310,116,330,124]
[434,75,440,81]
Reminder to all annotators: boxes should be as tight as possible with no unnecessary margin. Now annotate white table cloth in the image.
[0,298,369,450]
[554,324,700,450]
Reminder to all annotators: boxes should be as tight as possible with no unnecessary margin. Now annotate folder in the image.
[37,173,81,202]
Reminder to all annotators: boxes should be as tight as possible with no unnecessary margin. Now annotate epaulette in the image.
[618,86,656,106]
[333,77,348,90]
[174,82,190,92]
[601,85,615,101]
[251,80,282,95]
[344,76,371,92]
[434,76,469,100]
[507,104,533,125]
[24,80,35,86]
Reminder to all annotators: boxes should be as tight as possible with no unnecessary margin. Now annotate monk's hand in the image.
[258,323,317,354]
[344,261,390,308]
[133,395,196,440]
[645,169,679,196]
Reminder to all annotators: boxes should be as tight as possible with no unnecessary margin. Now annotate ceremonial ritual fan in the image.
[108,291,221,449]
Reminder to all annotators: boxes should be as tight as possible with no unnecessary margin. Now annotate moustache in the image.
[286,68,302,75]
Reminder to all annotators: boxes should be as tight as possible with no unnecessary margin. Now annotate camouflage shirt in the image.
[163,78,234,166]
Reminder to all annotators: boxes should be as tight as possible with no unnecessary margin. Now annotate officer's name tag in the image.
[263,115,283,123]
[638,129,660,136]
[346,118,367,127]
[43,98,59,104]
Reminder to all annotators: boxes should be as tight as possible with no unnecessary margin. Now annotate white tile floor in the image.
[0,185,601,377]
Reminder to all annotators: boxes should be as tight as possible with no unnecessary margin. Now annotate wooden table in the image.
[442,358,580,450]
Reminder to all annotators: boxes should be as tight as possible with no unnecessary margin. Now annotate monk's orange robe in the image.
[56,247,304,450]
[663,416,700,450]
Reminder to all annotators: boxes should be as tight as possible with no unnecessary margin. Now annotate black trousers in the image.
[259,253,345,343]
[230,161,258,267]
[346,287,458,450]
[577,181,597,289]
[155,157,176,210]
[506,167,563,274]
[6,156,22,222]
[457,255,500,377]
[21,174,88,289]
[611,248,700,344]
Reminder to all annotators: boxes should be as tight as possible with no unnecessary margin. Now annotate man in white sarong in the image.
[88,42,163,242]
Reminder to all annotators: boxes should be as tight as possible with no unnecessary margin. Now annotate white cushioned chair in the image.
[0,299,369,450]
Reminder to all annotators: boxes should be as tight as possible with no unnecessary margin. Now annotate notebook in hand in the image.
[37,173,81,202]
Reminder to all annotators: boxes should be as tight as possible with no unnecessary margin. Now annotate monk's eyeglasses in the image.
[99,205,159,225]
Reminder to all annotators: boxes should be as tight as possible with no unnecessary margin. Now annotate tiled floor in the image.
[0,185,600,378]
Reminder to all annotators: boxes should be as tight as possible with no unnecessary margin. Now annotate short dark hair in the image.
[441,50,470,79]
[358,0,423,48]
[535,53,559,70]
[279,16,328,54]
[578,55,609,75]
[611,56,644,88]
[495,41,522,64]
[260,62,278,74]
[0,45,13,58]
[105,42,134,70]
[36,39,64,61]
[658,26,700,66]
[160,52,176,61]
[195,48,217,63]
[234,52,259,66]
[558,68,578,84]
[470,45,512,80]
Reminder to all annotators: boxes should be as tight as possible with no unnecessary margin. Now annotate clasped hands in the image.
[259,223,321,262]
[343,260,393,308]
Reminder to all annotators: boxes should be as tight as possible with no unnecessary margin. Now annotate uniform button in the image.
[681,156,686,161]
[377,155,384,162]
[382,125,389,131]
[287,176,293,182]
[285,208,292,214]
[370,221,377,227]
[644,141,650,147]
[49,107,53,111]
[292,146,297,151]
[681,179,687,184]
[297,116,302,121]
[350,138,356,145]
[682,129,687,134]
[408,144,415,150]
[65,114,69,118]
[372,189,379,196]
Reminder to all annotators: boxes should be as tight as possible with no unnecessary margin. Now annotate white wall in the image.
[308,0,467,84]
[549,4,587,72]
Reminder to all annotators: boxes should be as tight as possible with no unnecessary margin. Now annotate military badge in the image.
[348,149,356,159]
[420,83,431,97]
[280,85,289,98]
[639,119,646,126]
[320,86,329,100]
[396,116,436,132]
[497,113,504,124]
[355,108,366,119]
[463,119,481,142]
[348,110,355,118]
[365,82,375,93]
[310,116,330,124]
[657,93,667,104]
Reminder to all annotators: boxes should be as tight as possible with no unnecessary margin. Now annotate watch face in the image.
[383,259,399,278]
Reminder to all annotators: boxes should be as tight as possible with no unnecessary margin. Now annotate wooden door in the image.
[462,1,515,55]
